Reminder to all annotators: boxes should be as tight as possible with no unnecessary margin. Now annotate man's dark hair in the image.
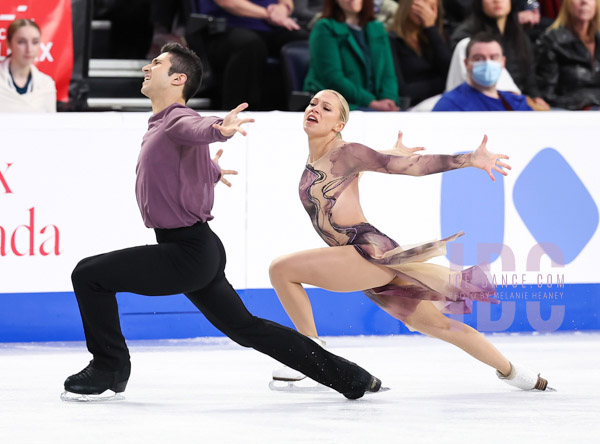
[466,32,504,59]
[160,43,203,102]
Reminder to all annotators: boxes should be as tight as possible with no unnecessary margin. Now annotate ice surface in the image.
[0,333,598,444]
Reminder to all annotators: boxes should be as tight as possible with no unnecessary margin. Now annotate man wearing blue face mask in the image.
[433,32,532,111]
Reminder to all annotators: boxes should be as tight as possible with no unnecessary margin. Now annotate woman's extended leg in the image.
[269,246,396,337]
[403,300,512,376]
[269,245,512,376]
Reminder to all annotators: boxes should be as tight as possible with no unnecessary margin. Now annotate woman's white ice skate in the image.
[496,362,556,391]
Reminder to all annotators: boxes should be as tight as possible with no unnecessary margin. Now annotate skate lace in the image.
[514,372,537,385]
[74,365,97,381]
[533,376,548,390]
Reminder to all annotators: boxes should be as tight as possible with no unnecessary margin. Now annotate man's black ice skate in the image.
[343,376,389,400]
[61,360,131,402]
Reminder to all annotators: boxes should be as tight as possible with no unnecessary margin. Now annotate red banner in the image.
[0,0,74,102]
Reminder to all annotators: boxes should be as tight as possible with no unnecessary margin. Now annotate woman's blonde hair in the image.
[7,19,41,43]
[550,0,599,42]
[320,89,349,138]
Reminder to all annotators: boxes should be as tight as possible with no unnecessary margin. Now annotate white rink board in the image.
[0,111,598,293]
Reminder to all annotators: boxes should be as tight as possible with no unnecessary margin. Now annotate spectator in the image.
[0,19,56,113]
[193,0,308,110]
[449,0,550,109]
[304,0,400,110]
[307,0,399,31]
[434,32,533,110]
[388,0,451,106]
[535,0,600,109]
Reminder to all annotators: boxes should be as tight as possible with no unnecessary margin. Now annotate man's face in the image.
[141,52,176,98]
[465,41,506,84]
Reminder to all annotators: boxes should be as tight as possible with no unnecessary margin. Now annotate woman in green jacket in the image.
[304,0,400,110]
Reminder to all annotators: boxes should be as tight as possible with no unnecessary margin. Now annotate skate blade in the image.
[366,386,391,395]
[269,379,331,393]
[60,390,125,402]
[540,386,557,392]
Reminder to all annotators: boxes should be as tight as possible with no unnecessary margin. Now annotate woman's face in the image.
[569,0,597,23]
[303,91,345,137]
[482,0,511,19]
[7,25,41,68]
[336,0,363,16]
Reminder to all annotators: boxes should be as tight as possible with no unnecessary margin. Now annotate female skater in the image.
[269,89,551,391]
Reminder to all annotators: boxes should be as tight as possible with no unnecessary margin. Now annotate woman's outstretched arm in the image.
[335,135,510,181]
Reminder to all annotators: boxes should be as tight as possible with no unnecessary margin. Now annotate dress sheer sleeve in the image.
[332,143,470,177]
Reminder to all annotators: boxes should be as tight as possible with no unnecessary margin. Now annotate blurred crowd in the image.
[1,0,599,112]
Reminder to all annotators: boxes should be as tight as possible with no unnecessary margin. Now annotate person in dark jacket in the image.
[192,0,308,110]
[535,0,600,109]
[388,0,451,106]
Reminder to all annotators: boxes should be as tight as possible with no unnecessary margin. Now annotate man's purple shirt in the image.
[135,103,230,229]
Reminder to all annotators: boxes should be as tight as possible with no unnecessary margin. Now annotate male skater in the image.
[63,43,383,400]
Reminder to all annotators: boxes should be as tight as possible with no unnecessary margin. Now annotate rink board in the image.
[0,284,599,342]
[0,112,598,342]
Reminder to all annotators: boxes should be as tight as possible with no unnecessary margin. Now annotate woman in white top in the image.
[0,19,56,112]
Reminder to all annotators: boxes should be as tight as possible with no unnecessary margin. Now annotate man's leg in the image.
[182,231,377,397]
[70,238,221,371]
[186,276,377,398]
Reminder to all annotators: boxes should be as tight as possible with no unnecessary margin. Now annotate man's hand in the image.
[212,102,255,137]
[213,149,238,187]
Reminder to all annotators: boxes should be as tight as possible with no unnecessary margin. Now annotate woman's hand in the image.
[518,9,541,26]
[390,131,425,156]
[531,96,550,111]
[212,102,255,137]
[412,0,437,28]
[369,99,400,111]
[213,149,238,187]
[267,3,300,30]
[470,135,511,181]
